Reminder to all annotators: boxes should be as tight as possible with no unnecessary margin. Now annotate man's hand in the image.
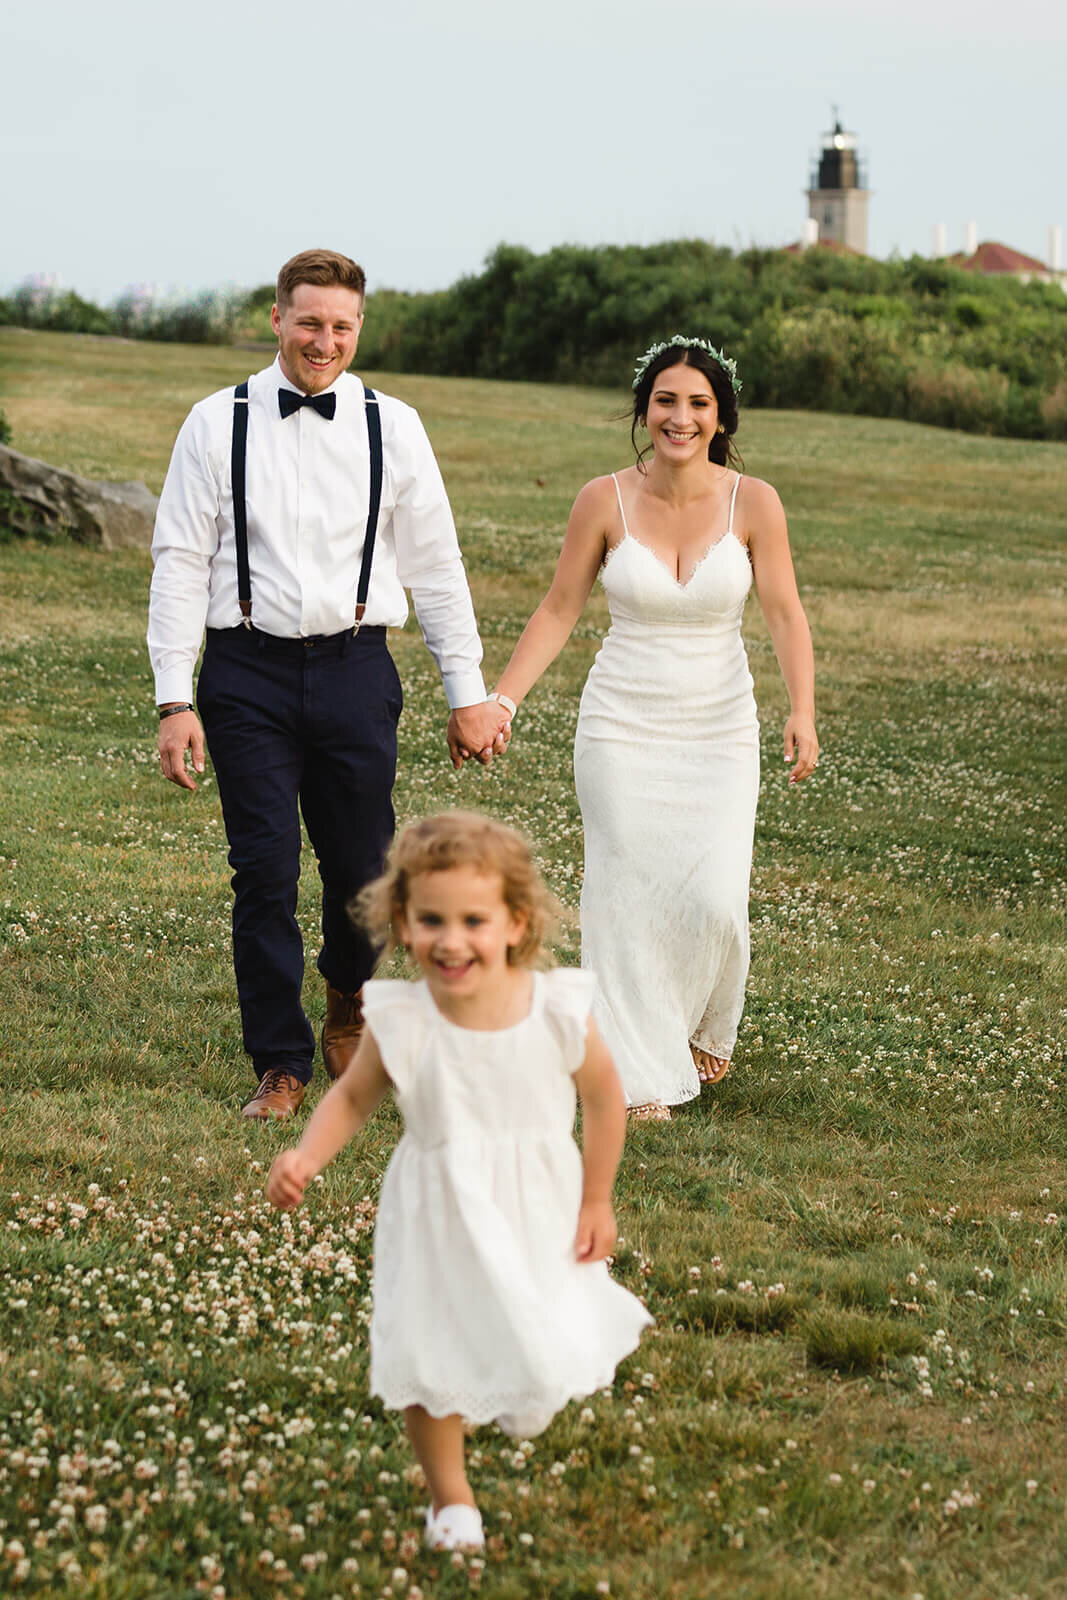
[158,708,206,791]
[446,701,512,771]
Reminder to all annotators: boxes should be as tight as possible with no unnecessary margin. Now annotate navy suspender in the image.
[356,389,382,631]
[230,382,384,635]
[231,382,252,624]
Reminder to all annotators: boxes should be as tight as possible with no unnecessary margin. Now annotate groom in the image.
[147,248,509,1119]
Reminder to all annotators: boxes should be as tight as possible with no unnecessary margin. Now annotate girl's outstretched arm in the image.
[266,1030,391,1210]
[572,1018,627,1262]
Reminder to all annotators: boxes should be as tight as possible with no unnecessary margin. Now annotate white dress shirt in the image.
[147,357,487,708]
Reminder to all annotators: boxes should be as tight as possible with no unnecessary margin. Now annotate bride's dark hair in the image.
[631,347,741,472]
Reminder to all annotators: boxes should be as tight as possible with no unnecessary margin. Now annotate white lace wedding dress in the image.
[574,472,759,1108]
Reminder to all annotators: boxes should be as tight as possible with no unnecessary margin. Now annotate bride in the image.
[488,337,818,1119]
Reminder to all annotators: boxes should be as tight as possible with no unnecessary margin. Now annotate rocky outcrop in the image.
[0,444,157,550]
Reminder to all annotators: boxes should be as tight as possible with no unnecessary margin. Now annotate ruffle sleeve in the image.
[361,979,428,1097]
[540,968,597,1076]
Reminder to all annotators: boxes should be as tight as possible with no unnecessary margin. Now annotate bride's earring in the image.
[716,423,725,434]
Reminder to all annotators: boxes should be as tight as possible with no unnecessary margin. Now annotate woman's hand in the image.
[784,712,819,784]
[575,1199,618,1263]
[266,1149,317,1210]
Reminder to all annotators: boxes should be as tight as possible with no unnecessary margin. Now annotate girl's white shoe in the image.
[424,1502,485,1550]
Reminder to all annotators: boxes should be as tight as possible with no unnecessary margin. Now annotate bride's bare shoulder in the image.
[737,474,782,510]
[575,472,623,503]
[737,472,776,494]
[568,473,624,525]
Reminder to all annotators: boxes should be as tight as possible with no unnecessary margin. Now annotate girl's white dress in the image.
[574,472,760,1108]
[362,969,651,1438]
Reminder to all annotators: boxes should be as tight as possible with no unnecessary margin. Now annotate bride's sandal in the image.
[628,1102,672,1123]
[691,1046,731,1086]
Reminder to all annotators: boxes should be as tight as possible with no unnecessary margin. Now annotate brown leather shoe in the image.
[241,1069,306,1120]
[321,984,365,1081]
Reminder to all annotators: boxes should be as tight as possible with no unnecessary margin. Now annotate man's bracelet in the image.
[488,691,517,718]
[158,703,195,721]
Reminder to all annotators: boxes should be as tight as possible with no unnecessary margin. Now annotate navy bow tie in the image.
[278,388,337,421]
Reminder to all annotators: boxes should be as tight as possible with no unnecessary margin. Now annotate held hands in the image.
[784,712,819,785]
[158,709,205,791]
[574,1198,618,1264]
[446,700,513,771]
[266,1149,318,1211]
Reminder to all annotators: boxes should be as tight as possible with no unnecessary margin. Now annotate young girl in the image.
[266,810,651,1552]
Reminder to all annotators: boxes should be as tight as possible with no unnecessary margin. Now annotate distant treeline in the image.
[0,279,250,346]
[5,242,1067,441]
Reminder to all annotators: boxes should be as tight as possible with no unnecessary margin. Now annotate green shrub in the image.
[1040,379,1067,438]
[952,294,993,329]
[111,285,247,344]
[905,359,1010,434]
[7,278,111,335]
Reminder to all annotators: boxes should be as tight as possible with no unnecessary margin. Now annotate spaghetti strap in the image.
[727,473,743,535]
[610,473,632,539]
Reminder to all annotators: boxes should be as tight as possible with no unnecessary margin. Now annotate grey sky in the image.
[3,0,1064,304]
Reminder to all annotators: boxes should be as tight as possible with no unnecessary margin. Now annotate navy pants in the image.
[196,625,402,1082]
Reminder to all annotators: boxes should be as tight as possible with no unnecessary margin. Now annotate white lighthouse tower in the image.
[806,113,869,254]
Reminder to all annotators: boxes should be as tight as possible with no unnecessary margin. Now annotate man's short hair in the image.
[276,250,366,310]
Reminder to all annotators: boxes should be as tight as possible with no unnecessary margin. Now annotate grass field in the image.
[0,327,1065,1599]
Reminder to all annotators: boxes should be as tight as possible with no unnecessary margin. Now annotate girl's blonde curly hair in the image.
[356,811,558,969]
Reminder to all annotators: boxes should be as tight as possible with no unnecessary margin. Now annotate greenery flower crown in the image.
[632,334,742,397]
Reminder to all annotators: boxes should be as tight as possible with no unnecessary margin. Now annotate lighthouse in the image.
[806,113,869,254]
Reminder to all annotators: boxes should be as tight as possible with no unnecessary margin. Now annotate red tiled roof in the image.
[948,241,1048,274]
